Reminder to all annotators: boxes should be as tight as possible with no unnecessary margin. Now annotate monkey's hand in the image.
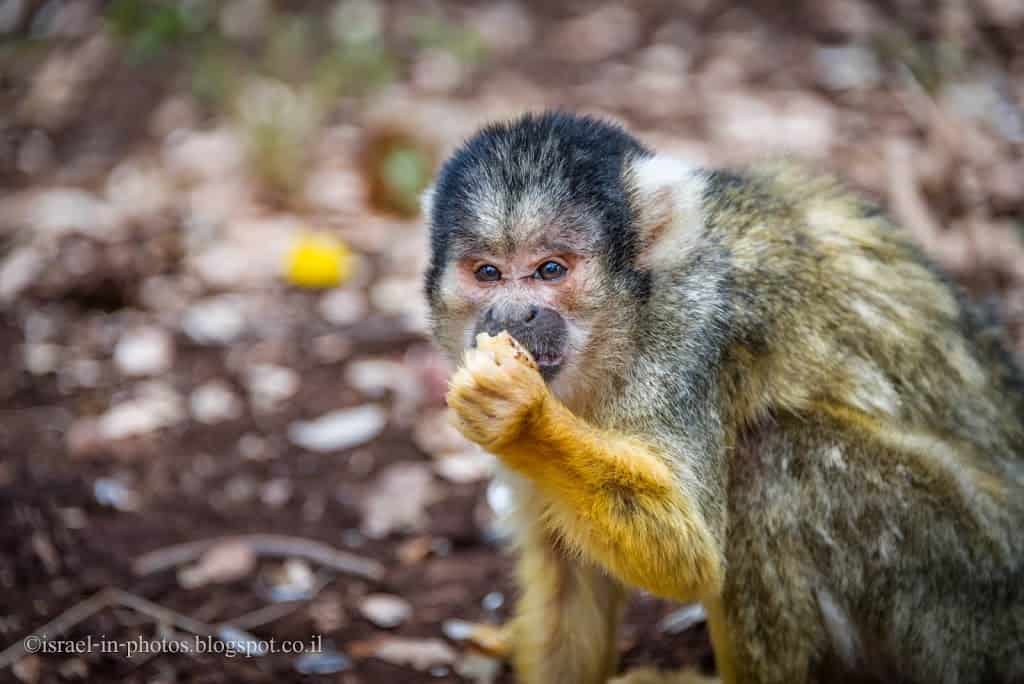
[447,331,548,452]
[448,332,723,604]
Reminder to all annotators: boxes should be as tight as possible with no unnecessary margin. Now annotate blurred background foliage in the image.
[99,0,475,205]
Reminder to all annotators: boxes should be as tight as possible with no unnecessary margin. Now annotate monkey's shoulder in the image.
[698,161,897,249]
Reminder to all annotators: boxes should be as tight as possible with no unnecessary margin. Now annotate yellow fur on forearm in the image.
[495,394,723,602]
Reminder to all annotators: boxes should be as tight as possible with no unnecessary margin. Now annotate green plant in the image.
[105,0,210,62]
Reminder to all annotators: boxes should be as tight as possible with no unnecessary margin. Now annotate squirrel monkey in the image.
[422,112,1024,684]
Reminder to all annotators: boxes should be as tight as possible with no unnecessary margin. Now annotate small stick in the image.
[132,534,384,581]
[0,589,114,670]
[0,588,269,671]
[106,589,245,641]
[229,572,335,630]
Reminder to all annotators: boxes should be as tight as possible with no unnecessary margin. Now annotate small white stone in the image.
[93,478,141,512]
[294,650,351,675]
[269,558,316,602]
[657,603,707,635]
[481,591,504,612]
[190,381,242,424]
[319,289,368,326]
[189,214,299,289]
[260,478,292,508]
[304,167,365,213]
[105,159,172,221]
[182,297,247,345]
[99,403,162,440]
[456,652,502,682]
[434,449,494,484]
[637,43,689,73]
[288,405,387,453]
[163,128,245,181]
[414,409,472,456]
[191,244,264,289]
[184,178,253,229]
[441,619,475,641]
[0,247,44,301]
[98,382,184,440]
[23,343,61,375]
[178,541,256,589]
[486,479,515,517]
[113,327,174,376]
[366,637,456,671]
[360,463,435,539]
[359,593,413,628]
[345,359,405,398]
[28,188,118,238]
[246,364,300,413]
[370,277,429,332]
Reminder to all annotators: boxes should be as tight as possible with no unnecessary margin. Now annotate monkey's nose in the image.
[480,305,538,328]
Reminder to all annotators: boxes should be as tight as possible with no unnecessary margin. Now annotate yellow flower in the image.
[285,233,354,289]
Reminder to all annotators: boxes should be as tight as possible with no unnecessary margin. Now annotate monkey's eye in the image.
[474,264,502,282]
[536,261,567,281]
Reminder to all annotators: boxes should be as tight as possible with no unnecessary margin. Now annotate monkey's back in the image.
[727,410,1024,683]
[699,164,1024,683]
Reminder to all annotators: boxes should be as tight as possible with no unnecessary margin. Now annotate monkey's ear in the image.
[628,155,704,268]
[420,185,436,219]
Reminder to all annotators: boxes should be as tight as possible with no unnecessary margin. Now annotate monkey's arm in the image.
[511,398,723,601]
[448,333,723,602]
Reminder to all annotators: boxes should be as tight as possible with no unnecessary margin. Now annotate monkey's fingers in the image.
[446,389,521,450]
[462,348,514,393]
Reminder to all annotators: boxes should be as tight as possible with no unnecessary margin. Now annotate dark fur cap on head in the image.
[423,111,654,305]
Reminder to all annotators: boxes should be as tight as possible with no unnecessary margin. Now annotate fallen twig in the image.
[229,571,335,630]
[0,588,265,671]
[0,588,114,670]
[133,534,384,581]
[106,588,248,641]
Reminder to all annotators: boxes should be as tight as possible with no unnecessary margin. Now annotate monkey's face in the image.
[424,112,656,399]
[431,245,600,384]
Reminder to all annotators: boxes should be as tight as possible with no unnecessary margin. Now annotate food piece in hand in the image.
[475,331,540,373]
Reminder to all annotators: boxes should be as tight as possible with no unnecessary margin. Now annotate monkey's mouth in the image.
[534,351,564,379]
[535,351,563,367]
